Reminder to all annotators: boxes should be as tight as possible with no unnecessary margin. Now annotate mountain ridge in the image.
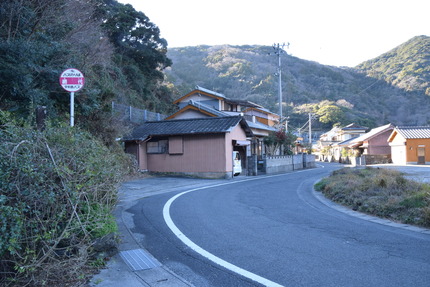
[164,36,430,129]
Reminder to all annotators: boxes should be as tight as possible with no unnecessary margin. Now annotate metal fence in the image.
[111,102,167,124]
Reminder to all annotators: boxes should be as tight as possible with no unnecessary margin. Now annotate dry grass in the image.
[315,167,430,228]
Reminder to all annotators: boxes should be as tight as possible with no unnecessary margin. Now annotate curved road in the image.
[129,164,430,286]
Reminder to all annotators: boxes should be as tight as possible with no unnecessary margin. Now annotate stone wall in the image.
[361,154,392,165]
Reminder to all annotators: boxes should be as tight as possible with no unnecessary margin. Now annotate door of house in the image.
[417,146,425,164]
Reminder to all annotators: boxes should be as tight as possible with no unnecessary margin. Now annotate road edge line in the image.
[162,181,286,287]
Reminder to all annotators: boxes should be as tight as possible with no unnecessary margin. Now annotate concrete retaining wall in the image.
[265,154,316,174]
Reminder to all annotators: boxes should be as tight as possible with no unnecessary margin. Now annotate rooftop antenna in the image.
[269,42,289,124]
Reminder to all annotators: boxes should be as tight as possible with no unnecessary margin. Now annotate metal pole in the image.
[278,54,282,120]
[70,92,74,127]
[129,106,132,122]
[270,43,288,123]
[309,113,312,144]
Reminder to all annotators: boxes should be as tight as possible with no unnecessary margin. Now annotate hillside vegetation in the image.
[165,36,430,130]
[358,35,430,96]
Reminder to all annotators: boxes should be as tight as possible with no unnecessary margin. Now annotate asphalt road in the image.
[127,163,430,287]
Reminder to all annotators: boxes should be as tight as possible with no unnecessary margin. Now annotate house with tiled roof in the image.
[388,126,430,165]
[167,86,278,165]
[122,116,253,178]
[122,86,312,178]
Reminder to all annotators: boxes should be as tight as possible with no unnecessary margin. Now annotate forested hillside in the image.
[357,35,430,96]
[165,37,430,130]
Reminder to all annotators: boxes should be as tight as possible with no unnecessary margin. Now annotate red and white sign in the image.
[59,68,85,92]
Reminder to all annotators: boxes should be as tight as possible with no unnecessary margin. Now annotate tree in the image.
[0,0,174,144]
[316,104,345,126]
[0,0,71,116]
[264,129,297,155]
[97,0,172,107]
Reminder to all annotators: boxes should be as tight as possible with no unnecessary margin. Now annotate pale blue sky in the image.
[118,0,429,67]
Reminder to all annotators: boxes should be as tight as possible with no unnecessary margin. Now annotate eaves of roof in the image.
[173,86,226,104]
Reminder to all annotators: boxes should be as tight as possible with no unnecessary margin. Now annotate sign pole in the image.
[70,92,75,127]
[59,68,85,127]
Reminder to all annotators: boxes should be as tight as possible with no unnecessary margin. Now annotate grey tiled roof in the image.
[123,116,251,141]
[195,86,226,99]
[224,98,263,109]
[395,126,430,139]
[246,120,277,131]
[332,136,359,147]
[187,100,230,117]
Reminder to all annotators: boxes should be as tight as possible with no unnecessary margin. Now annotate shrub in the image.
[0,112,129,286]
[315,167,430,228]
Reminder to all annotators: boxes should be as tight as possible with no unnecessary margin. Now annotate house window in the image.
[147,139,168,154]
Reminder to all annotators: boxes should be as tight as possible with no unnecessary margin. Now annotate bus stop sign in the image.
[59,68,85,92]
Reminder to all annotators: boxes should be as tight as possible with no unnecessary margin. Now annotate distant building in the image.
[317,123,367,162]
[388,126,430,165]
[347,123,394,164]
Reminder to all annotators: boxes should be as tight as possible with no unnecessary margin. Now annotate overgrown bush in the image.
[0,111,130,286]
[315,167,430,228]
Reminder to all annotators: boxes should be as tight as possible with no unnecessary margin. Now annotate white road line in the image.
[162,172,320,287]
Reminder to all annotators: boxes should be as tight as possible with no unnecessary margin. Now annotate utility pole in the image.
[309,113,312,144]
[308,113,316,144]
[269,43,289,122]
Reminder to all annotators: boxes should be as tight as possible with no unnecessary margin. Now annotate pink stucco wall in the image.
[122,122,251,178]
[142,124,248,177]
[138,142,147,170]
[224,123,247,171]
[365,129,392,155]
[147,134,225,173]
